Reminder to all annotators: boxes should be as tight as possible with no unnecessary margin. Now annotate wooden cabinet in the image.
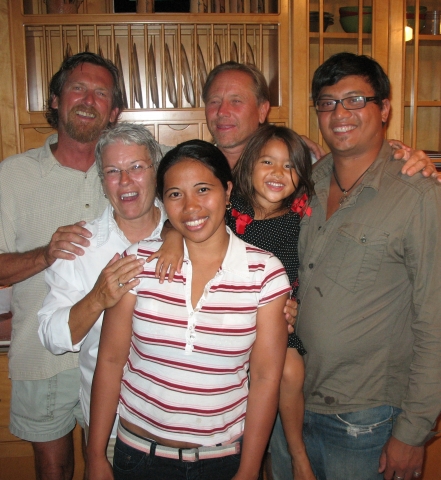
[5,0,440,154]
[290,0,441,153]
[403,0,441,150]
[8,0,291,152]
[2,0,440,156]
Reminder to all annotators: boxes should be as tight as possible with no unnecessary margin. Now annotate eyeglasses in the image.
[100,163,153,181]
[315,95,379,112]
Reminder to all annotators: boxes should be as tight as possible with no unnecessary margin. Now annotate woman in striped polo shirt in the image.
[87,140,291,480]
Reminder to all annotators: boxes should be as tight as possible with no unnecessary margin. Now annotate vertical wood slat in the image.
[177,24,182,108]
[386,0,405,140]
[127,24,132,109]
[357,0,363,53]
[0,0,17,158]
[291,0,308,135]
[144,23,149,108]
[411,0,421,148]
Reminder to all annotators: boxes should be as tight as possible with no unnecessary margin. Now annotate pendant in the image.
[339,192,348,206]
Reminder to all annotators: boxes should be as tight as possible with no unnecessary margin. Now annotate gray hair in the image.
[202,61,270,106]
[95,122,162,177]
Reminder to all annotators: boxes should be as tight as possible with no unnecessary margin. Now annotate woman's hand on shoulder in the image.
[90,253,144,311]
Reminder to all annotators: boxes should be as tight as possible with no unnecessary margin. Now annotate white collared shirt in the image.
[38,200,167,428]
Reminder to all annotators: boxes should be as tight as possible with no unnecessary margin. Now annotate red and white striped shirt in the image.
[118,228,290,446]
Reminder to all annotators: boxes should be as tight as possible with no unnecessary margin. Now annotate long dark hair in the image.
[232,124,314,216]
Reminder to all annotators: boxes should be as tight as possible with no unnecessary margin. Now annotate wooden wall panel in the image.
[21,126,55,152]
[0,0,18,161]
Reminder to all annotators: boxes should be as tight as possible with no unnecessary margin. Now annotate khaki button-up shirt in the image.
[297,141,441,446]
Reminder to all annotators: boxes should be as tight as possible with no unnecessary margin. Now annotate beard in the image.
[64,106,107,143]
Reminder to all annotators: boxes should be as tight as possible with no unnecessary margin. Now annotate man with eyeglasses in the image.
[295,52,441,480]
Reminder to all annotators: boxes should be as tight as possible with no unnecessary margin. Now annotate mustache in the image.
[71,105,100,117]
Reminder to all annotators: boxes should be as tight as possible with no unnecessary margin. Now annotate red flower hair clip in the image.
[231,208,253,234]
[291,193,312,218]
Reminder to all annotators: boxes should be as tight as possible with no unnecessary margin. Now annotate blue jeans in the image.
[303,405,402,480]
[113,436,242,480]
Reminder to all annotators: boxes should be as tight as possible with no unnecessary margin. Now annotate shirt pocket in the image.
[325,223,389,293]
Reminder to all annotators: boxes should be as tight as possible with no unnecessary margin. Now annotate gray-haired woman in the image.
[38,122,177,459]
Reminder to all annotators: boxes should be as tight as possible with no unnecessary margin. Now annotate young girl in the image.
[86,140,291,480]
[226,124,315,480]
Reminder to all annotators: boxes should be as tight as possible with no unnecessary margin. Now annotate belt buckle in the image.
[179,447,199,462]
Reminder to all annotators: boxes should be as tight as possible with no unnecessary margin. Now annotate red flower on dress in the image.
[291,193,312,218]
[231,208,253,234]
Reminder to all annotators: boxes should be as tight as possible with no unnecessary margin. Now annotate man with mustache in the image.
[0,52,123,480]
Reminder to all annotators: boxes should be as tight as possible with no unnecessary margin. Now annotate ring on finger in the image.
[413,473,422,478]
[118,280,124,288]
[395,477,404,480]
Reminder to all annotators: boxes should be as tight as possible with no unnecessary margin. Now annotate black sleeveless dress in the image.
[225,194,306,354]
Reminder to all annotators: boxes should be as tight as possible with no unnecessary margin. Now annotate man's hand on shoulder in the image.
[388,139,441,183]
[284,298,298,334]
[0,221,92,285]
[43,221,92,267]
[378,436,424,480]
[301,135,326,161]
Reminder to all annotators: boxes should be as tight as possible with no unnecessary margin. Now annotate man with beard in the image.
[0,52,123,479]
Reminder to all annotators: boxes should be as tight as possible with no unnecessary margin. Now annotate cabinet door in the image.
[403,0,441,151]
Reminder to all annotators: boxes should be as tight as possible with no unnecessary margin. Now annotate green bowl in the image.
[339,6,372,33]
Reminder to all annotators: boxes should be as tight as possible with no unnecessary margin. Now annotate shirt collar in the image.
[183,226,251,278]
[359,140,394,191]
[39,134,100,178]
[96,198,167,248]
[313,140,393,194]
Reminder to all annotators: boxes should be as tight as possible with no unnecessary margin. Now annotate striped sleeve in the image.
[257,252,291,306]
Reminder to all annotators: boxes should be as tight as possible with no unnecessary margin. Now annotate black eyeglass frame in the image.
[315,95,379,112]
